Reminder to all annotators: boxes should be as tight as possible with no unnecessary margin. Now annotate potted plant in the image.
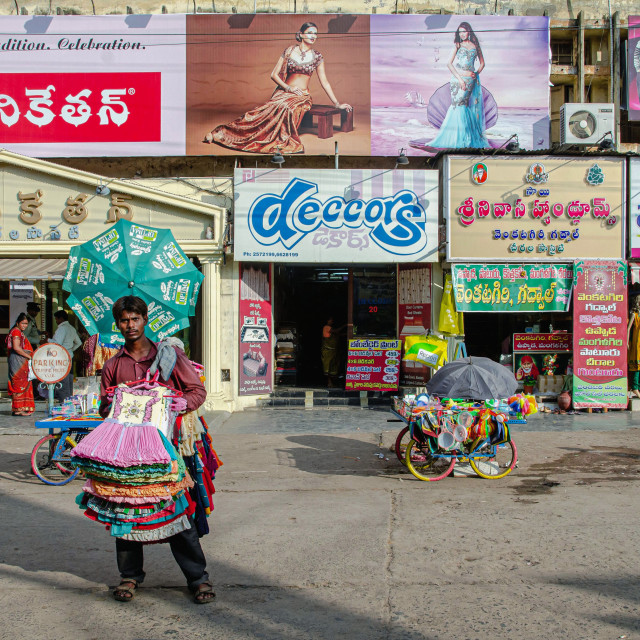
[522,374,537,395]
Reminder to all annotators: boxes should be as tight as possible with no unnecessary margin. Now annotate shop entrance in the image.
[274,266,349,387]
[463,307,573,377]
[273,264,397,388]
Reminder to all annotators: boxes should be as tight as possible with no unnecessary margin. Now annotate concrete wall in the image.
[2,0,636,22]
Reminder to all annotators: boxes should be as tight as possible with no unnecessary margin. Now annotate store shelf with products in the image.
[275,322,297,386]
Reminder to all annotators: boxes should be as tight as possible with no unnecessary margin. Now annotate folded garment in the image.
[72,459,173,477]
[114,514,192,542]
[82,494,189,528]
[87,474,194,499]
[81,481,166,504]
[71,419,174,467]
[77,457,185,485]
[87,505,189,536]
[83,493,185,522]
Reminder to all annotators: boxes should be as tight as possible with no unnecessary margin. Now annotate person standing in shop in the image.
[321,317,346,387]
[49,310,82,402]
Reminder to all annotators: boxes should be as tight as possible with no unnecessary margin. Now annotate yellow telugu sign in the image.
[446,156,625,261]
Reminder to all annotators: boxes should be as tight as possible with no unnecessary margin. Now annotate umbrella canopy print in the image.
[63,219,203,346]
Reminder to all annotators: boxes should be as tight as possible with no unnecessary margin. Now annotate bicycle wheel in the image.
[394,426,411,465]
[54,432,83,474]
[469,440,518,480]
[31,434,80,486]
[404,439,455,482]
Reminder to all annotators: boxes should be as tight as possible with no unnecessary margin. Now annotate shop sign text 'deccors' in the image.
[235,169,439,263]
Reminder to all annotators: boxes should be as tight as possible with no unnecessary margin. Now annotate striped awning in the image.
[0,258,67,280]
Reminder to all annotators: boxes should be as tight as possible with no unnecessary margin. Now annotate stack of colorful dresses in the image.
[70,383,207,542]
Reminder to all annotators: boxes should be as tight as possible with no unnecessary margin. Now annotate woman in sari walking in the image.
[6,313,35,416]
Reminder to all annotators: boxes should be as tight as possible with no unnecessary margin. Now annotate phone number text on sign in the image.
[0,72,161,143]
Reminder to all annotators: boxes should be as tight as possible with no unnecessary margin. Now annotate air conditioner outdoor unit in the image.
[559,103,615,145]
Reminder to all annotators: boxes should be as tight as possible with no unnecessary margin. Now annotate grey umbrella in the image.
[426,357,517,400]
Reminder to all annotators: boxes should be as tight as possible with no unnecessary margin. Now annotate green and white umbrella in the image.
[62,219,203,346]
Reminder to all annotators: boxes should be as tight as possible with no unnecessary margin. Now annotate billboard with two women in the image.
[0,14,550,157]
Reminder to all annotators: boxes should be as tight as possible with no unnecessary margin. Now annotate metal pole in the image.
[47,383,55,416]
[335,141,339,169]
[608,0,614,103]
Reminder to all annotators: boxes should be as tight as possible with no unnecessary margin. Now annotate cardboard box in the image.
[537,375,565,394]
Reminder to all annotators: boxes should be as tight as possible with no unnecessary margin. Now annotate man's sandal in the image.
[113,579,138,602]
[193,582,215,604]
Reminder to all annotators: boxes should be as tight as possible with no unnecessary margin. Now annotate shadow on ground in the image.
[280,435,401,476]
[0,489,428,640]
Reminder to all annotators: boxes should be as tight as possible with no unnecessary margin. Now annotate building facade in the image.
[0,8,639,411]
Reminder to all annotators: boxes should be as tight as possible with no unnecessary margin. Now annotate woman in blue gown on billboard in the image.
[429,22,488,149]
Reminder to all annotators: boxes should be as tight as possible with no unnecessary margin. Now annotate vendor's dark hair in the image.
[12,312,28,328]
[112,296,148,322]
[54,310,68,321]
[296,22,317,42]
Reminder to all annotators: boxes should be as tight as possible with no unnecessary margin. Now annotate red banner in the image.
[513,333,572,351]
[572,260,627,408]
[345,339,401,391]
[239,264,273,396]
[0,72,161,143]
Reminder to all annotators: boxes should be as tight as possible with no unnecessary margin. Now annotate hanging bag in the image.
[438,274,463,335]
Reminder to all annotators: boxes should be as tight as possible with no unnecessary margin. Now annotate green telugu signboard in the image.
[451,264,573,313]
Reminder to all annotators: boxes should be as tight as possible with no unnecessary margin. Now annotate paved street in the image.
[0,403,639,639]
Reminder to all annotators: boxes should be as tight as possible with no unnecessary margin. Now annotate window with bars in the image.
[551,41,573,65]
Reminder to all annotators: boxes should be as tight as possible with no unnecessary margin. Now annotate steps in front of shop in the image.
[263,387,400,408]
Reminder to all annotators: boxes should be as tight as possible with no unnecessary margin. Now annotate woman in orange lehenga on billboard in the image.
[204,22,352,154]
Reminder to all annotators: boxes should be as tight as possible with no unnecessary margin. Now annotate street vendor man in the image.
[99,295,215,604]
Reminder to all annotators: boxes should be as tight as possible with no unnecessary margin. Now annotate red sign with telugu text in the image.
[0,72,161,143]
[238,263,273,396]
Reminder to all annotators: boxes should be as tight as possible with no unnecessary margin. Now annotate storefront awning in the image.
[0,258,68,280]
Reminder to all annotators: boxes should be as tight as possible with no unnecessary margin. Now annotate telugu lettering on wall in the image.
[450,264,573,313]
[572,260,628,409]
[447,157,625,261]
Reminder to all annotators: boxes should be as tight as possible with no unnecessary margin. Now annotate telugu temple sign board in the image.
[445,156,625,262]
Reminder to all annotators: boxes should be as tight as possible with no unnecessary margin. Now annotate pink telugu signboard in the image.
[345,339,401,392]
[238,264,273,396]
[572,260,627,409]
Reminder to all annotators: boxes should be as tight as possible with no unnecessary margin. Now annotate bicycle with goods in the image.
[390,356,536,482]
